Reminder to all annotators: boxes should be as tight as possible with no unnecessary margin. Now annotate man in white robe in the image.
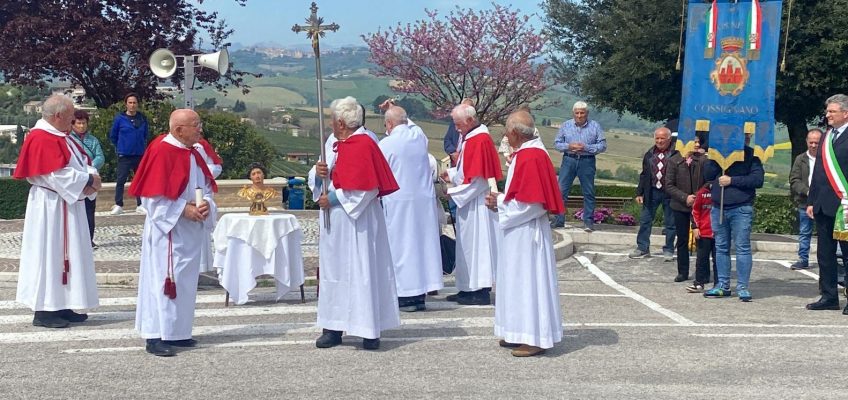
[486,111,564,357]
[14,94,101,328]
[311,96,400,350]
[440,103,503,305]
[379,106,443,312]
[193,138,222,273]
[131,109,218,357]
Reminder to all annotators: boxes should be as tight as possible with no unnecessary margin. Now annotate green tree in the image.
[15,125,24,148]
[233,100,246,113]
[543,0,848,160]
[198,112,277,179]
[88,102,276,181]
[372,95,391,114]
[197,97,217,110]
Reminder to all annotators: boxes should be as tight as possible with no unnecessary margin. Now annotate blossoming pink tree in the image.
[362,5,548,125]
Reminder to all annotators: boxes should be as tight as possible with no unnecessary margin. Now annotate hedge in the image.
[0,178,30,219]
[0,180,800,234]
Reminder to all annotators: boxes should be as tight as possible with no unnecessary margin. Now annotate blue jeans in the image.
[711,205,753,291]
[797,207,813,263]
[553,155,596,227]
[635,188,675,254]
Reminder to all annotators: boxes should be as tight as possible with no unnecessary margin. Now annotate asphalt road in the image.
[0,243,845,399]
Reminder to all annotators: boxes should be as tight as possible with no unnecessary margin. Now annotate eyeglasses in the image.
[179,122,203,129]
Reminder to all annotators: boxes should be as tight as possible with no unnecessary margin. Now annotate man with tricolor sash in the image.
[806,94,848,314]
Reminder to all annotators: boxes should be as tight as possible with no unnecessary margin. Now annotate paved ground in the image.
[0,236,845,398]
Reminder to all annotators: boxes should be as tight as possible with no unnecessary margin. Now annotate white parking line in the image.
[573,255,697,326]
[692,333,842,338]
[774,260,820,280]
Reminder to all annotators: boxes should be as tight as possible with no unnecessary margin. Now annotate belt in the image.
[564,153,594,159]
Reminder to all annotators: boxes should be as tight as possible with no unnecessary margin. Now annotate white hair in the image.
[507,112,536,139]
[826,94,848,111]
[329,96,363,130]
[572,101,588,111]
[451,103,477,122]
[41,94,74,119]
[384,106,408,125]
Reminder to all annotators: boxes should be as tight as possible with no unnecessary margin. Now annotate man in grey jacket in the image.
[788,129,822,270]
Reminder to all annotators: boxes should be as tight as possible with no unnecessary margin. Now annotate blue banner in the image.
[678,0,782,170]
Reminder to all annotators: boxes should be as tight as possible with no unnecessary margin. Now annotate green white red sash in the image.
[704,0,717,58]
[746,0,762,59]
[821,128,848,240]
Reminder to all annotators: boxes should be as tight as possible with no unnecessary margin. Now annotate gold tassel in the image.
[780,0,795,73]
[676,0,686,71]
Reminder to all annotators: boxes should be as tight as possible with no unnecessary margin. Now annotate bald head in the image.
[505,110,536,148]
[384,106,408,134]
[169,109,202,146]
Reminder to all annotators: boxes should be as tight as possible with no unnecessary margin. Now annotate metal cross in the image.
[292,2,339,56]
[292,2,339,230]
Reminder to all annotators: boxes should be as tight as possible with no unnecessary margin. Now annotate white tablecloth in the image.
[212,213,305,305]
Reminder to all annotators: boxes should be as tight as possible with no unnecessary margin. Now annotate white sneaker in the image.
[135,206,147,215]
[110,205,123,215]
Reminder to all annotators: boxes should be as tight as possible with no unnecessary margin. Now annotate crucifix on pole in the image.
[292,2,339,230]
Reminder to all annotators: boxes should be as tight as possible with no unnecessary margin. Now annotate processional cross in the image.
[292,2,339,229]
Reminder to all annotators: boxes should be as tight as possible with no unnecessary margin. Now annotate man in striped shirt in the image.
[551,101,607,232]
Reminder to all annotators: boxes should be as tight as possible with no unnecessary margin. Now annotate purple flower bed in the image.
[572,208,636,226]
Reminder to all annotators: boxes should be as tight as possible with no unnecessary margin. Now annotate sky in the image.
[197,0,546,48]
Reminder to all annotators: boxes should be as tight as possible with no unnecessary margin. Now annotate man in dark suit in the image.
[806,94,848,313]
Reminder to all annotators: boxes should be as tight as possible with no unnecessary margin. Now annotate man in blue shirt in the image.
[552,101,607,231]
[108,93,149,215]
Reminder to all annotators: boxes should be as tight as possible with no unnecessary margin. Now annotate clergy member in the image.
[485,110,564,357]
[15,94,101,328]
[193,137,222,273]
[441,103,503,305]
[131,109,218,357]
[379,106,443,312]
[312,96,400,350]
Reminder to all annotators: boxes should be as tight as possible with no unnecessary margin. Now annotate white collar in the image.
[464,124,489,141]
[163,133,189,149]
[517,137,546,152]
[33,119,67,136]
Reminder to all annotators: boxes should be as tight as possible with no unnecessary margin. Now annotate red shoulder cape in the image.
[461,132,503,184]
[13,129,71,179]
[129,138,218,200]
[198,138,223,165]
[332,134,399,197]
[503,147,565,214]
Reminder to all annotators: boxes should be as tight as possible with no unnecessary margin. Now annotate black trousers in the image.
[815,212,842,302]
[84,198,96,243]
[695,237,717,285]
[672,210,691,277]
[114,155,142,207]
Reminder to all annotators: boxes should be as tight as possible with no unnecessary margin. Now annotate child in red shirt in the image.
[688,182,717,293]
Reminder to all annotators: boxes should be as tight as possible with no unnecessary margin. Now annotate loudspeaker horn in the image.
[149,49,177,78]
[196,48,229,75]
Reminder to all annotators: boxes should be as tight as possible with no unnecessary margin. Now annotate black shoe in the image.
[790,260,809,270]
[57,309,88,323]
[163,339,197,347]
[674,274,688,283]
[445,291,468,302]
[457,290,491,306]
[843,305,848,315]
[806,300,840,311]
[399,303,426,312]
[315,329,342,348]
[362,338,380,350]
[32,311,69,328]
[145,339,176,357]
